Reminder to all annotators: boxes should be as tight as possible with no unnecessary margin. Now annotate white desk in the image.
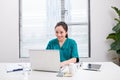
[0,62,119,80]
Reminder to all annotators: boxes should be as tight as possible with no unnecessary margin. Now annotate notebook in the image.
[83,63,101,71]
[29,49,60,72]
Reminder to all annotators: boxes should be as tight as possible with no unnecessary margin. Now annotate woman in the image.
[46,21,79,67]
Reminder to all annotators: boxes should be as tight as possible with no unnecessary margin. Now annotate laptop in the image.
[29,49,60,72]
[83,63,101,71]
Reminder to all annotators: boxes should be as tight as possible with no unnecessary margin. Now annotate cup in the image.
[69,63,76,76]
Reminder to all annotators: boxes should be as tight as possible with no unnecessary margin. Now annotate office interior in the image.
[0,0,120,64]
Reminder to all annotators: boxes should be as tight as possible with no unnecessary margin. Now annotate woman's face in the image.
[55,25,67,42]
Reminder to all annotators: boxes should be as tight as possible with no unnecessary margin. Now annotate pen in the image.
[7,68,23,73]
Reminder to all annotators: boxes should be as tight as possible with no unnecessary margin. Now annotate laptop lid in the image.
[29,49,60,72]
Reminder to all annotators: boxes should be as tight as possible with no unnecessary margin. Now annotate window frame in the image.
[19,0,91,58]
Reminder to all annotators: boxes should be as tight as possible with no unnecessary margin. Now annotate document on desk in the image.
[82,63,101,71]
[6,64,23,73]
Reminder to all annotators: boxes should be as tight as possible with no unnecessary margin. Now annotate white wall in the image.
[0,0,19,62]
[0,0,120,62]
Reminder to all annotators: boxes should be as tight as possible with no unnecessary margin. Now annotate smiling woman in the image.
[19,0,90,58]
[46,21,79,67]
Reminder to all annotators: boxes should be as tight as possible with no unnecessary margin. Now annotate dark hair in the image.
[55,21,68,38]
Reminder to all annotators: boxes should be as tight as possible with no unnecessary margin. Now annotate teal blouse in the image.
[46,38,79,62]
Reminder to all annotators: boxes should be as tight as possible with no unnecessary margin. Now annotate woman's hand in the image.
[60,58,77,67]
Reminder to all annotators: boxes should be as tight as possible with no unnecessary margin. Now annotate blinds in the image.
[20,0,90,57]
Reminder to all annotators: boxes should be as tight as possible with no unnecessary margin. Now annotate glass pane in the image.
[68,25,89,57]
[64,0,88,23]
[71,0,88,23]
[20,0,48,57]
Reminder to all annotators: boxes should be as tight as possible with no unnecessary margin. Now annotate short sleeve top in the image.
[46,38,79,62]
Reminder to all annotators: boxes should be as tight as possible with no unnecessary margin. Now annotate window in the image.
[19,0,90,58]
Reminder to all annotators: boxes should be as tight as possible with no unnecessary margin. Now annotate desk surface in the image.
[0,62,119,80]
